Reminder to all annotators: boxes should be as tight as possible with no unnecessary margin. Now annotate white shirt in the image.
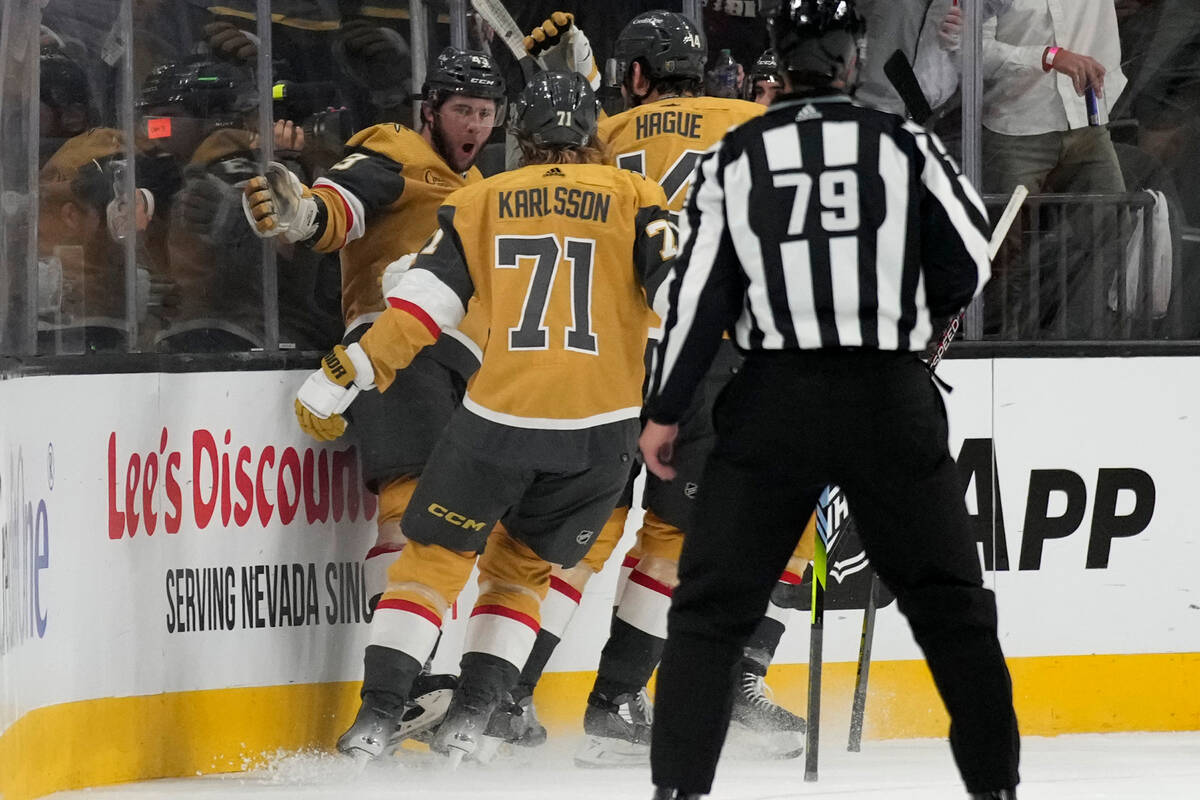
[913,0,1014,110]
[983,0,1127,135]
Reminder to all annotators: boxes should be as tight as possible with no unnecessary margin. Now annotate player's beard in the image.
[430,122,480,175]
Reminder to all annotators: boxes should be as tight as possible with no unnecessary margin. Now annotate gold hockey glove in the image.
[242,162,321,243]
[295,343,376,441]
[523,12,600,90]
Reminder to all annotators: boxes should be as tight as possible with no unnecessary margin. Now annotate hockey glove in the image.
[204,21,259,65]
[295,343,376,441]
[524,12,600,91]
[242,162,321,243]
[177,171,246,246]
[334,18,411,91]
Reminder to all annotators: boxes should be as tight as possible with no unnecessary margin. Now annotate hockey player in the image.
[746,50,784,105]
[501,10,815,766]
[582,11,814,766]
[300,70,676,763]
[242,47,506,748]
[645,2,1017,798]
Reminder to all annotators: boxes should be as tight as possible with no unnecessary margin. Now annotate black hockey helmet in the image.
[510,71,600,147]
[749,50,783,86]
[758,0,866,91]
[421,47,506,125]
[40,46,91,114]
[137,59,255,119]
[614,11,707,85]
[40,46,95,141]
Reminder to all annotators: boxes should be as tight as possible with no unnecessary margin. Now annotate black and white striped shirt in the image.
[646,96,991,424]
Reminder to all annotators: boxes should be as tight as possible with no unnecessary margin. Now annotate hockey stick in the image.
[470,0,544,80]
[847,571,877,752]
[804,485,847,781]
[804,547,825,782]
[841,185,1032,754]
[884,49,934,125]
[928,184,1030,369]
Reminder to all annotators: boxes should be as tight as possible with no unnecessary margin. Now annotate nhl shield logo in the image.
[576,529,594,545]
[684,482,699,499]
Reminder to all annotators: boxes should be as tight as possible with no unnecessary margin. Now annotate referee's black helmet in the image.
[614,11,707,85]
[758,0,866,92]
[511,71,600,147]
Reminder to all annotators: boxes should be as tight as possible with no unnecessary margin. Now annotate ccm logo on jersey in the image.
[427,503,488,531]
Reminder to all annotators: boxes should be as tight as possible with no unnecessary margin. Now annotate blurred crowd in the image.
[23,0,1200,355]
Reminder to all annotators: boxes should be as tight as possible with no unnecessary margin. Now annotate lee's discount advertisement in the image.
[2,359,1199,733]
[0,371,382,730]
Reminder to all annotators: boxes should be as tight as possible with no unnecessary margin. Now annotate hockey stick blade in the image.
[884,49,934,125]
[470,0,543,79]
[988,184,1029,260]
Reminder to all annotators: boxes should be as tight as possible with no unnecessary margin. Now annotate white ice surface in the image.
[49,732,1200,799]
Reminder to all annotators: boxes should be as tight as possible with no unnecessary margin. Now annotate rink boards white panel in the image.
[1,359,1198,797]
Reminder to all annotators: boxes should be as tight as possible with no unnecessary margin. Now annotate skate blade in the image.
[573,735,650,768]
[444,747,467,771]
[337,748,372,776]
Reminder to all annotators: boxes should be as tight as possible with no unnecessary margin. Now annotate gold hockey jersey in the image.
[599,95,765,213]
[308,124,482,330]
[359,162,675,428]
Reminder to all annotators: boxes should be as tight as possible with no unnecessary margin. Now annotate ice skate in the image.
[727,670,805,759]
[574,688,653,767]
[336,700,404,760]
[486,691,548,748]
[431,690,503,765]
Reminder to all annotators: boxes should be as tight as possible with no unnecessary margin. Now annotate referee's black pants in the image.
[651,350,1020,795]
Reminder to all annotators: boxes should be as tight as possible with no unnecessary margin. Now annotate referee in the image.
[643,3,1020,800]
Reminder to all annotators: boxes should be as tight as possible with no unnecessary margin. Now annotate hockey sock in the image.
[516,573,582,696]
[742,615,786,674]
[769,567,808,610]
[517,630,560,699]
[361,644,423,714]
[612,551,641,609]
[592,617,665,701]
[363,542,403,612]
[459,651,522,709]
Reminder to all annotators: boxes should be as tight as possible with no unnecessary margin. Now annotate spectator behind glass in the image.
[980,0,1127,195]
[852,0,933,114]
[979,0,1130,339]
[912,0,1013,139]
[144,58,341,353]
[144,59,267,353]
[39,46,96,168]
[37,129,158,354]
[1112,0,1200,336]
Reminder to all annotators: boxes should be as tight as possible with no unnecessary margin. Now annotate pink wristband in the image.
[1043,46,1061,72]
